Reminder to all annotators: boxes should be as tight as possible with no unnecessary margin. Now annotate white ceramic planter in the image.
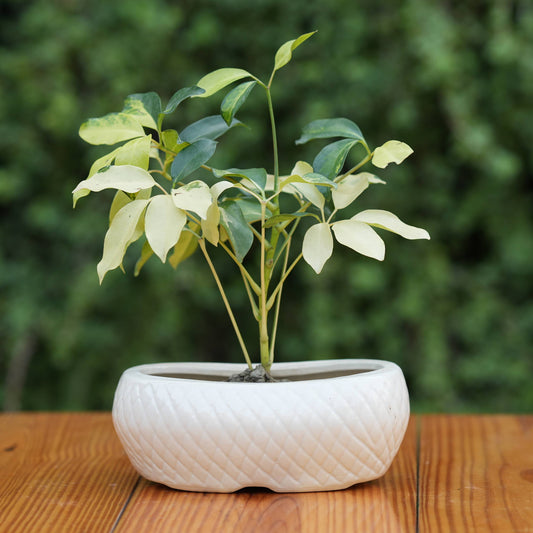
[112,359,409,493]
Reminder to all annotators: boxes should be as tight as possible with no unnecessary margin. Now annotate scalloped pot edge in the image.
[112,359,409,493]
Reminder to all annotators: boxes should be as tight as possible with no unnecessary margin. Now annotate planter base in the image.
[112,359,409,493]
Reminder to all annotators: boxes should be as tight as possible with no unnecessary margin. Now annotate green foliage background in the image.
[1,0,532,412]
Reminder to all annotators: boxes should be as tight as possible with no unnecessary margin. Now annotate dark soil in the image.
[226,365,286,383]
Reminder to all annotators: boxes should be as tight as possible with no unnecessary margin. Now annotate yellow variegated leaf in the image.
[97,199,149,283]
[302,223,333,274]
[201,204,220,245]
[79,113,145,145]
[115,135,152,169]
[134,240,154,276]
[273,31,316,72]
[196,68,253,98]
[169,224,199,269]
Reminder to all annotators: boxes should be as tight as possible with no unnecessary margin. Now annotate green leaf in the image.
[264,212,316,229]
[161,129,180,151]
[180,115,242,143]
[196,68,253,98]
[124,92,162,130]
[145,195,187,262]
[134,240,154,276]
[221,81,257,125]
[372,141,413,169]
[79,113,145,145]
[236,197,265,224]
[170,139,217,182]
[332,173,370,210]
[353,210,430,240]
[172,180,213,219]
[97,199,150,283]
[281,161,325,208]
[169,225,199,269]
[214,167,267,192]
[302,222,333,274]
[295,118,364,145]
[332,219,385,261]
[72,165,156,207]
[219,200,254,262]
[273,31,316,72]
[282,172,336,188]
[164,86,205,114]
[313,139,359,179]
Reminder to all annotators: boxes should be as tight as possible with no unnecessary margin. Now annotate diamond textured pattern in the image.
[112,360,410,493]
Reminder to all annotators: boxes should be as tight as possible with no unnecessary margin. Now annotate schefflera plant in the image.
[73,32,429,373]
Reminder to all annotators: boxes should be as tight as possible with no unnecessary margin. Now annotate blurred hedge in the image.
[1,0,532,412]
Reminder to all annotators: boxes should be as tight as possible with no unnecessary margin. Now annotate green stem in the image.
[268,238,291,366]
[335,152,373,182]
[259,202,270,370]
[266,252,303,310]
[199,240,253,369]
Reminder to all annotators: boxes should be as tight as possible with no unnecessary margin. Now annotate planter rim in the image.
[122,359,400,385]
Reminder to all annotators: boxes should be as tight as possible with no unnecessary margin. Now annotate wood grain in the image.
[0,413,138,533]
[114,418,417,533]
[418,415,533,533]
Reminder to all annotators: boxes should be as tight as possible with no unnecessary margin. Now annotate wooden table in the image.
[1,414,531,532]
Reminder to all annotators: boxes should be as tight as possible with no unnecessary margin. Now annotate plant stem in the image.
[259,201,270,370]
[268,238,291,366]
[266,252,303,310]
[335,152,373,182]
[199,239,253,369]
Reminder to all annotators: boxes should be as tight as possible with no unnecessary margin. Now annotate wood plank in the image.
[0,413,139,533]
[418,415,533,533]
[114,417,417,532]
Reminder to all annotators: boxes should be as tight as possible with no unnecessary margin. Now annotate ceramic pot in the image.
[112,359,409,493]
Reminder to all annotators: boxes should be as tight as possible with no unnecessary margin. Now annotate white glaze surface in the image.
[112,360,409,492]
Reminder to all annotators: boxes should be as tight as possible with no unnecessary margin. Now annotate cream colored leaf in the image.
[332,173,370,210]
[372,140,413,169]
[145,195,187,262]
[332,219,385,261]
[109,191,131,224]
[353,209,430,240]
[97,199,149,283]
[211,180,234,200]
[171,180,213,220]
[284,161,324,208]
[302,223,333,274]
[73,165,156,206]
[291,160,314,177]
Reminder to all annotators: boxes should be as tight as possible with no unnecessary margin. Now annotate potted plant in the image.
[73,32,429,493]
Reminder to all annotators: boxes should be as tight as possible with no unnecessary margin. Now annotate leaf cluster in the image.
[73,32,429,368]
